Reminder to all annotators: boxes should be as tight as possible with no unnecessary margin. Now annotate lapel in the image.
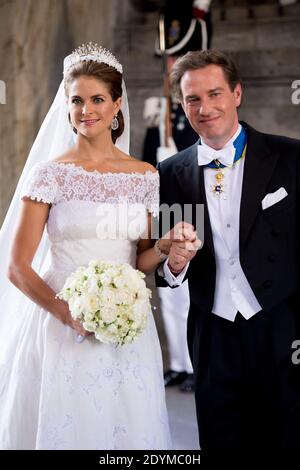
[240,123,280,249]
[174,141,214,254]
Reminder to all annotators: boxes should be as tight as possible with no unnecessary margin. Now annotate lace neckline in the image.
[49,161,157,177]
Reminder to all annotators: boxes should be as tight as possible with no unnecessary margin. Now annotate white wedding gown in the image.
[0,162,171,450]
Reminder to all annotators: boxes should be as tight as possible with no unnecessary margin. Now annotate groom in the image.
[156,49,300,449]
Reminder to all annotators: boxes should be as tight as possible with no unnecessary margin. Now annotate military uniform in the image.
[155,0,212,56]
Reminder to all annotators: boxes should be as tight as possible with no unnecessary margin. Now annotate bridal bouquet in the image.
[57,260,151,346]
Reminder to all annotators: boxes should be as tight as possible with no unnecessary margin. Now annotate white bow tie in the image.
[197,143,236,167]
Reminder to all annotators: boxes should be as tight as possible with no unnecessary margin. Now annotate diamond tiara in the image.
[63,42,123,75]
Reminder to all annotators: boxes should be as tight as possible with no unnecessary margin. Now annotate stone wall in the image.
[211,1,300,138]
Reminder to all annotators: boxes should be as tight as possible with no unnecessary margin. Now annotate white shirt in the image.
[163,125,262,321]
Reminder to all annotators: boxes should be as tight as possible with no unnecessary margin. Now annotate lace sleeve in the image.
[20,162,58,204]
[144,171,159,217]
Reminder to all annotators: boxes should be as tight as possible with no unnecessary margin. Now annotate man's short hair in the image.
[170,50,241,101]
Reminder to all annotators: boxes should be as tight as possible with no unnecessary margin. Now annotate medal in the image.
[210,143,248,196]
[211,160,225,196]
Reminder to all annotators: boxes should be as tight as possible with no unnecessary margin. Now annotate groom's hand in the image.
[164,221,197,243]
[167,222,202,273]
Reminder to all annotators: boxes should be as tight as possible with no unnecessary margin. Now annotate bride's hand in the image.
[57,300,91,336]
[69,318,91,337]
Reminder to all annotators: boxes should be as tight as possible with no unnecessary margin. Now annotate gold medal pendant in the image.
[211,161,225,196]
[209,143,247,196]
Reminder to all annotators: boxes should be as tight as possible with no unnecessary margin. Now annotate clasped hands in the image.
[161,222,202,274]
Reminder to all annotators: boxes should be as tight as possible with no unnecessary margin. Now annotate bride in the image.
[0,43,171,450]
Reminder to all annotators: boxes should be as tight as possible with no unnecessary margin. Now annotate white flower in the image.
[82,320,97,332]
[68,296,84,319]
[86,274,100,293]
[100,305,118,323]
[56,260,151,346]
[95,328,116,344]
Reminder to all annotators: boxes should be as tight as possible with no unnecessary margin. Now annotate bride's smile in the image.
[68,76,121,138]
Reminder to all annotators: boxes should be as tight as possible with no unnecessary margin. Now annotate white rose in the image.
[86,274,100,294]
[131,300,149,327]
[113,274,127,289]
[99,271,113,286]
[95,329,116,344]
[100,305,118,323]
[107,323,118,334]
[137,286,152,300]
[83,310,97,323]
[72,294,98,316]
[115,289,135,305]
[68,295,83,319]
[82,320,96,332]
[100,286,118,305]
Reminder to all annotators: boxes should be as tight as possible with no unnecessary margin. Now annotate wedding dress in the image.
[0,161,171,450]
